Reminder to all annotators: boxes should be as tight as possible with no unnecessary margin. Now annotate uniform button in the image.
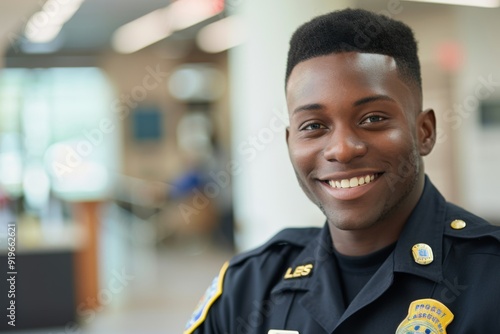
[450,219,466,230]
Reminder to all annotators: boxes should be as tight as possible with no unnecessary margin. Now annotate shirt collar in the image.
[393,176,446,283]
[271,223,334,294]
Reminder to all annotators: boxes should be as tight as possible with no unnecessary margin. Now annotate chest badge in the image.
[396,299,454,334]
[283,264,313,279]
[412,243,434,265]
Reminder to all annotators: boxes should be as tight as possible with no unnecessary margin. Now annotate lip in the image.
[317,172,383,201]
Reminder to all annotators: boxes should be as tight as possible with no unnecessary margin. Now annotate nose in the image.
[323,126,367,163]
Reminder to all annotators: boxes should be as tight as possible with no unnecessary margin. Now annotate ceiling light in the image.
[402,0,500,7]
[196,16,245,53]
[112,0,223,54]
[25,24,62,43]
[111,8,173,54]
[24,0,85,43]
[169,0,222,30]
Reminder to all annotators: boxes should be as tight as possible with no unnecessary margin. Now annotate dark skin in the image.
[286,52,436,256]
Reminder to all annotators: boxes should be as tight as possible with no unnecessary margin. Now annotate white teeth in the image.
[349,177,358,187]
[328,174,377,189]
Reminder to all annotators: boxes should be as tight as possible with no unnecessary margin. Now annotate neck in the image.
[330,220,405,256]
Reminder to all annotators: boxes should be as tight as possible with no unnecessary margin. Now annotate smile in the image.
[326,173,380,189]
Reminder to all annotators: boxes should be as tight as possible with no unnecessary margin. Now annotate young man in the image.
[185,8,500,334]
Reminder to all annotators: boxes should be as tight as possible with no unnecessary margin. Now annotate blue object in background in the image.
[169,169,205,199]
[132,106,163,141]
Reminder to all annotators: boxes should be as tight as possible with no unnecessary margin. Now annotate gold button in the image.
[412,243,434,265]
[450,219,466,230]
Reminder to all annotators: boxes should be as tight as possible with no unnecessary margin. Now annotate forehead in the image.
[286,52,416,113]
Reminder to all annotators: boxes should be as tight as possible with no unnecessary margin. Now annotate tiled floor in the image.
[4,242,234,334]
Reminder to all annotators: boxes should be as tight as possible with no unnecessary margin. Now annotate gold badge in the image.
[396,299,454,334]
[412,243,434,265]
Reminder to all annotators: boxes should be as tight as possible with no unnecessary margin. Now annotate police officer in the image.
[185,8,500,334]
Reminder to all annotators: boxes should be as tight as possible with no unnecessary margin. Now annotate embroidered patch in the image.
[396,299,454,334]
[184,261,229,334]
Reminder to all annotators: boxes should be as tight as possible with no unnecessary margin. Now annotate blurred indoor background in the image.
[0,0,499,333]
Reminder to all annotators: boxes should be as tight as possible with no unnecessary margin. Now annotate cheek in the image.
[379,127,416,154]
[288,141,319,174]
[376,129,420,174]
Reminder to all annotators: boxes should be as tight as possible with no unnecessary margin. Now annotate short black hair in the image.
[286,8,421,94]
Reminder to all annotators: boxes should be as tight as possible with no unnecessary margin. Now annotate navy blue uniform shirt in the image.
[185,177,500,333]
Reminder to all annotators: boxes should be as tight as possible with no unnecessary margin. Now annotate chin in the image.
[329,216,380,231]
[321,205,382,231]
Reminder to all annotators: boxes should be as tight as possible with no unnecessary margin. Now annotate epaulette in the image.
[230,227,321,267]
[444,202,500,242]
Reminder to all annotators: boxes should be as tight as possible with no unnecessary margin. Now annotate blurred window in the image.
[0,67,116,210]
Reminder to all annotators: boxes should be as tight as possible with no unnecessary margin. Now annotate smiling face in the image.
[286,52,435,238]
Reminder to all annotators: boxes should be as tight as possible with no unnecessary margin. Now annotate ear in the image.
[285,126,290,147]
[417,108,436,156]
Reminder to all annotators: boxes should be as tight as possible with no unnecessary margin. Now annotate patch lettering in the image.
[283,264,313,279]
[396,298,454,334]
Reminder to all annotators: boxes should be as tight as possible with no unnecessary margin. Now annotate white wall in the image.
[454,7,500,222]
[229,0,351,251]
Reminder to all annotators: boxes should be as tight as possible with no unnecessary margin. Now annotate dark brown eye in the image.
[363,115,385,124]
[303,123,325,130]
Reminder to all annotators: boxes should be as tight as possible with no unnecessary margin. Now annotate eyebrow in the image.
[352,94,397,107]
[292,103,323,114]
[292,94,397,114]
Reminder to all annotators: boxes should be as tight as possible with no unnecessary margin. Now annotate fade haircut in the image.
[285,8,421,96]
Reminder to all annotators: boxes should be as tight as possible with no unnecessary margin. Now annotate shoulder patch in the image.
[184,261,229,334]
